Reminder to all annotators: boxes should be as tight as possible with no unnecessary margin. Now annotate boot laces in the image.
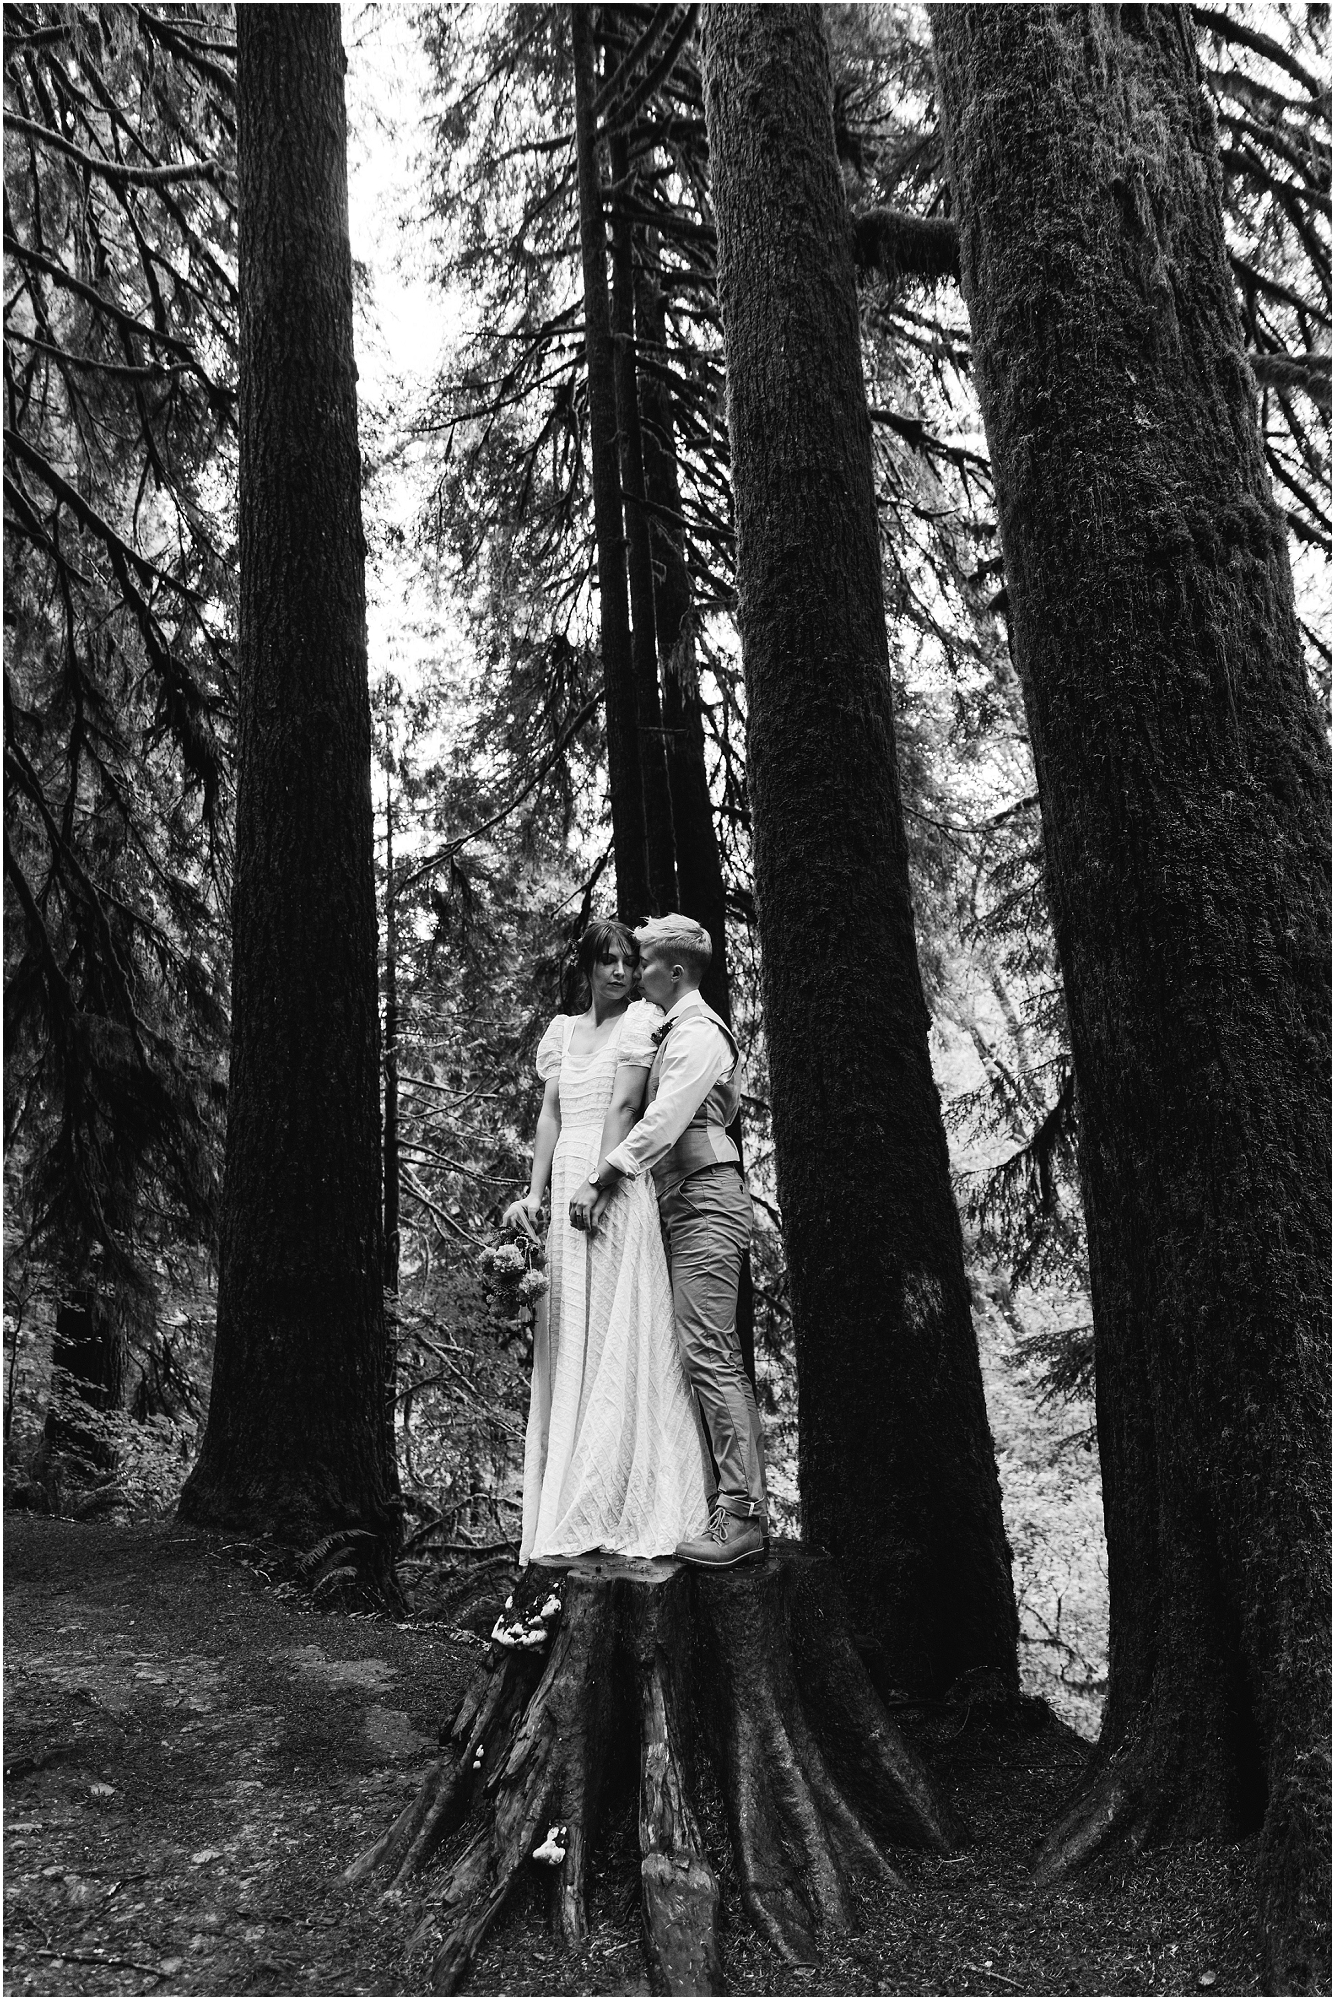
[704,1506,731,1543]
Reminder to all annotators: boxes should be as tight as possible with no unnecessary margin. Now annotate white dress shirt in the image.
[605,991,739,1180]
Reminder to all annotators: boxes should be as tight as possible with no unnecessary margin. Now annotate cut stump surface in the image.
[349,1542,962,1993]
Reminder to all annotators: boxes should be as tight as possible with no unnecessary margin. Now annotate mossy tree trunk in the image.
[179,4,397,1559]
[702,4,1018,1697]
[932,8,1331,1989]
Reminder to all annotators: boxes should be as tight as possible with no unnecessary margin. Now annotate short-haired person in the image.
[569,915,768,1566]
[503,919,713,1564]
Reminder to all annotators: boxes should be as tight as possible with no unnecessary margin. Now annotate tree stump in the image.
[348,1542,963,1993]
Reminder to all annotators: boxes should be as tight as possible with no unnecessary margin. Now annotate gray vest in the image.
[647,999,743,1197]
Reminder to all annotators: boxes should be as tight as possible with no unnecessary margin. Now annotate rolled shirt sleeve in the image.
[605,1013,732,1179]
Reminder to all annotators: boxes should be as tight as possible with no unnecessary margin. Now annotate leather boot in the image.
[674,1506,765,1567]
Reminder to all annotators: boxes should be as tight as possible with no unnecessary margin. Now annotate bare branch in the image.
[593,5,676,117]
[602,6,700,140]
[4,111,222,187]
[1191,5,1327,102]
[1249,348,1332,411]
[4,328,188,382]
[854,208,960,285]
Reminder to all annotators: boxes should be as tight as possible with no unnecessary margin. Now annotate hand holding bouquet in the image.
[479,1224,548,1351]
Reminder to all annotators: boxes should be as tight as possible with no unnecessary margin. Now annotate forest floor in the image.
[4,1517,1264,1999]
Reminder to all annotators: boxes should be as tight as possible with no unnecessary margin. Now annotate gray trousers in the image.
[658,1164,767,1522]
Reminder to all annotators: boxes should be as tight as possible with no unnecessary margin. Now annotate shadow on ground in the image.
[3,1518,1263,1996]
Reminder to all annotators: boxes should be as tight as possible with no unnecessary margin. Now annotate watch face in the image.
[588,1173,600,1187]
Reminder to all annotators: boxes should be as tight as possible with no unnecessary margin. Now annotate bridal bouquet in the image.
[479,1235,547,1350]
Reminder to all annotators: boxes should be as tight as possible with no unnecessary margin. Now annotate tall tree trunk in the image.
[571,5,651,926]
[702,5,1017,1697]
[384,785,401,1478]
[933,10,1330,1988]
[633,223,758,1387]
[609,128,677,914]
[179,3,397,1559]
[633,235,731,1017]
[384,789,400,1296]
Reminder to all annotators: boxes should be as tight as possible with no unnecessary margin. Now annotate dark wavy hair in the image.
[575,918,638,987]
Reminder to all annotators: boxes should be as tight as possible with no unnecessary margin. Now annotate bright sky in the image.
[342,3,478,846]
[344,3,443,399]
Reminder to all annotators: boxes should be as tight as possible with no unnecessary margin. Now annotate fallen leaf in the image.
[190,1848,221,1865]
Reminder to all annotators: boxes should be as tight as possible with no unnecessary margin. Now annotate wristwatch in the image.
[587,1171,601,1189]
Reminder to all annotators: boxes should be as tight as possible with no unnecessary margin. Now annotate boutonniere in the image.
[650,1017,673,1047]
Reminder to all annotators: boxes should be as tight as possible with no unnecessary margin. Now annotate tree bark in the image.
[384,791,401,1295]
[610,127,677,916]
[702,5,1018,1698]
[633,225,758,1389]
[572,5,651,927]
[179,4,397,1560]
[632,235,732,1017]
[931,9,1331,1990]
[351,1548,960,1993]
[383,788,401,1479]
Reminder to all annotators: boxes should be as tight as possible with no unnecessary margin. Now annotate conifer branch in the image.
[1249,349,1332,410]
[4,329,189,382]
[601,6,699,139]
[4,428,208,605]
[593,4,676,117]
[1191,5,1327,102]
[394,693,603,895]
[3,111,222,187]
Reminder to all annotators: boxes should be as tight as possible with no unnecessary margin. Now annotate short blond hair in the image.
[634,913,713,979]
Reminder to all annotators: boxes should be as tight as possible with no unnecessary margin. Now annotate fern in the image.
[312,1565,359,1597]
[296,1527,376,1576]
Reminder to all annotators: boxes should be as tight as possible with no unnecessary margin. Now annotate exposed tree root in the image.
[1256,1739,1332,1996]
[1031,1762,1139,1889]
[1034,1728,1332,1995]
[350,1543,962,1994]
[1029,1699,1252,1896]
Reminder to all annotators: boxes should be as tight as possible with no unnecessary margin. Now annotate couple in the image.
[503,914,768,1569]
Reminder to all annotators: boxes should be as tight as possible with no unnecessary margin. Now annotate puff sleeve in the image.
[617,1000,663,1070]
[535,1016,567,1081]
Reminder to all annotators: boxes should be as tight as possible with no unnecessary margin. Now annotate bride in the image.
[502,919,711,1563]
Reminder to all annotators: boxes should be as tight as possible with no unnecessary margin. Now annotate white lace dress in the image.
[519,1000,712,1564]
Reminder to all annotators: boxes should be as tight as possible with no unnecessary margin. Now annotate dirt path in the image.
[4,1519,1264,1996]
